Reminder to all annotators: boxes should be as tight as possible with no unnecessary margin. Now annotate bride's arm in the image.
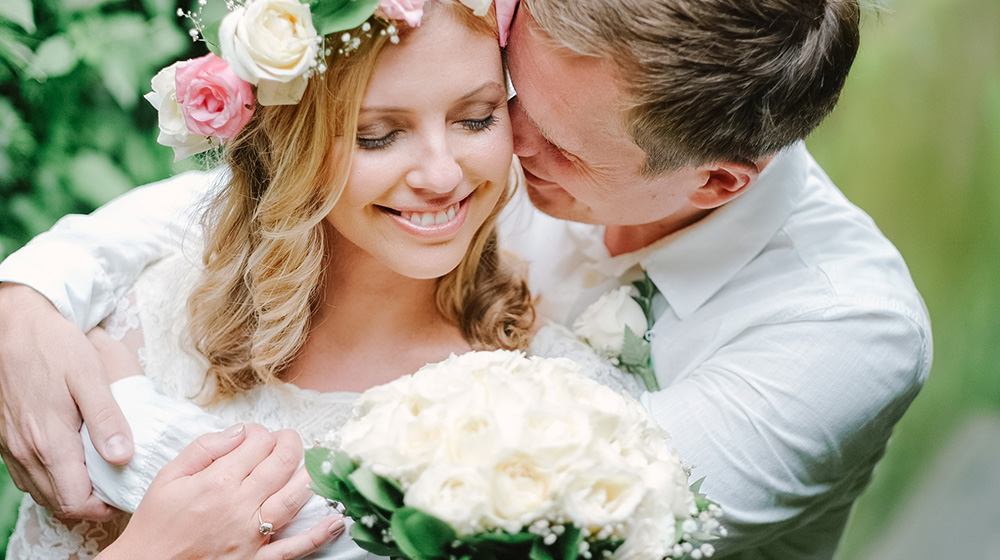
[96,425,344,560]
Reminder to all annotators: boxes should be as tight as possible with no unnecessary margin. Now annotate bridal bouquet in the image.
[306,350,720,560]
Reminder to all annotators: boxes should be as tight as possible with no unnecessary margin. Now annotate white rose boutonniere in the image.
[574,271,661,391]
[573,286,647,359]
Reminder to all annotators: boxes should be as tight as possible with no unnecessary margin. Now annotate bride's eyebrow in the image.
[456,81,507,104]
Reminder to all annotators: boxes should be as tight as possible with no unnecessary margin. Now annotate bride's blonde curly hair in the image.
[187,1,534,399]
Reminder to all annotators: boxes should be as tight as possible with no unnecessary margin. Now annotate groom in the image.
[0,0,929,558]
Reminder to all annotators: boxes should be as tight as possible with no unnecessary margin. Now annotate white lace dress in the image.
[5,254,641,560]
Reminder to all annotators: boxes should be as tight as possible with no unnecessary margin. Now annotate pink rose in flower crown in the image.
[174,53,255,140]
[379,0,426,27]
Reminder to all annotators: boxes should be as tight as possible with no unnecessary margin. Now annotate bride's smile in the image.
[326,5,513,281]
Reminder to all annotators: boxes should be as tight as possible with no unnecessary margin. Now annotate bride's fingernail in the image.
[223,423,245,438]
[328,517,346,538]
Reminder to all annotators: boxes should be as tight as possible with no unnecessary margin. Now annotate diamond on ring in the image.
[257,506,274,536]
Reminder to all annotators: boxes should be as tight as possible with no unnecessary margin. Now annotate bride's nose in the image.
[405,134,463,194]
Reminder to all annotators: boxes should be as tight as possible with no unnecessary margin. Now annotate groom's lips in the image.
[522,168,559,189]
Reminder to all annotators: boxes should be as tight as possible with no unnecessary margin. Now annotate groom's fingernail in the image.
[104,434,131,462]
[328,516,346,538]
[223,423,245,438]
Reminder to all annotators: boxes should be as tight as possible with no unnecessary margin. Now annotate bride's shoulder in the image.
[528,321,644,398]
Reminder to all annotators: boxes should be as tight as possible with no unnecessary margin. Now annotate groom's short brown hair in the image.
[524,0,861,174]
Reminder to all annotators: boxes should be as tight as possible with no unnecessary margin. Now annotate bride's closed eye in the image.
[356,112,500,151]
[459,113,498,132]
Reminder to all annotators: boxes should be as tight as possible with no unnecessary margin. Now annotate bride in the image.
[5,0,638,558]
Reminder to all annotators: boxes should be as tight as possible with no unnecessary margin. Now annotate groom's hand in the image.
[0,283,133,520]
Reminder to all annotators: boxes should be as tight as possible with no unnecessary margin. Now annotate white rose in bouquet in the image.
[573,286,648,358]
[306,350,720,560]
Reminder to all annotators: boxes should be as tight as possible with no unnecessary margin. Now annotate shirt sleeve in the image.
[0,169,219,331]
[80,375,227,513]
[640,309,930,557]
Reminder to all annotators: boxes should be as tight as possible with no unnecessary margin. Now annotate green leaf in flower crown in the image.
[310,0,381,36]
[348,466,405,511]
[390,507,458,560]
[201,19,222,55]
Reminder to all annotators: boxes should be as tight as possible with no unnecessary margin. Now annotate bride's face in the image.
[326,7,512,280]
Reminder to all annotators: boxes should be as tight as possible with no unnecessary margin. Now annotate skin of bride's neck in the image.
[285,239,471,393]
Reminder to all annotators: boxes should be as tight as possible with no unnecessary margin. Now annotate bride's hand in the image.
[98,423,345,560]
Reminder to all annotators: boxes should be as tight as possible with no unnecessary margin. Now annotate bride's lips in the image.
[379,194,472,238]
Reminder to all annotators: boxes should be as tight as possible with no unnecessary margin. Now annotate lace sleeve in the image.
[529,322,645,399]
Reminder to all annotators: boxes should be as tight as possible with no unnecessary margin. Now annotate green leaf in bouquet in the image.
[462,529,536,547]
[556,525,584,560]
[390,507,457,560]
[305,447,345,498]
[348,466,405,512]
[528,539,555,560]
[348,519,402,557]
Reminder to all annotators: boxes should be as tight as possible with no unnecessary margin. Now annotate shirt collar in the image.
[640,142,808,319]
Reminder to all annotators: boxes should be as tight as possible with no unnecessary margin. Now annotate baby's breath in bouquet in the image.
[306,351,721,560]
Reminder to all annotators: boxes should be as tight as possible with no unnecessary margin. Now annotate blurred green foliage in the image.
[0,0,201,259]
[0,0,997,556]
[807,0,1000,557]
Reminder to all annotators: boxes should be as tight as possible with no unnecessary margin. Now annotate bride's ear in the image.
[687,161,760,210]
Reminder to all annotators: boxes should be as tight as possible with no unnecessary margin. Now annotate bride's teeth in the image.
[399,202,461,227]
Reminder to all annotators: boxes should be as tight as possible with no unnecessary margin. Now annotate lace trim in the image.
[6,495,129,560]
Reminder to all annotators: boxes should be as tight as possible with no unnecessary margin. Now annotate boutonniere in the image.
[573,272,660,391]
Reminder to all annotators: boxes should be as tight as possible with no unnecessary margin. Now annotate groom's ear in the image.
[687,160,760,210]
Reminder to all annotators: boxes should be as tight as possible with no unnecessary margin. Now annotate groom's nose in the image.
[509,96,545,158]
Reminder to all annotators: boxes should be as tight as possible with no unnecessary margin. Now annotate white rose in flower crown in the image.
[573,286,648,358]
[218,0,319,106]
[458,0,492,16]
[143,62,214,161]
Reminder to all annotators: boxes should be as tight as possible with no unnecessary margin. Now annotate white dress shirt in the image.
[500,142,932,558]
[0,143,931,559]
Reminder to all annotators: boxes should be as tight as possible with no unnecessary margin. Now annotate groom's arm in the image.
[0,169,216,519]
[641,310,930,558]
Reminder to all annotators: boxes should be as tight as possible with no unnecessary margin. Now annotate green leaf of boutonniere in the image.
[311,0,381,36]
[620,325,650,366]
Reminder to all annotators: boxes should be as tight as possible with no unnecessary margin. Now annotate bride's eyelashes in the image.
[459,113,498,132]
[356,113,499,151]
[357,131,400,151]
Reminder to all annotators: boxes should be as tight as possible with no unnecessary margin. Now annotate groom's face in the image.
[506,11,706,227]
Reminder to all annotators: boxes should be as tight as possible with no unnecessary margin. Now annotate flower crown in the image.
[147,0,518,161]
